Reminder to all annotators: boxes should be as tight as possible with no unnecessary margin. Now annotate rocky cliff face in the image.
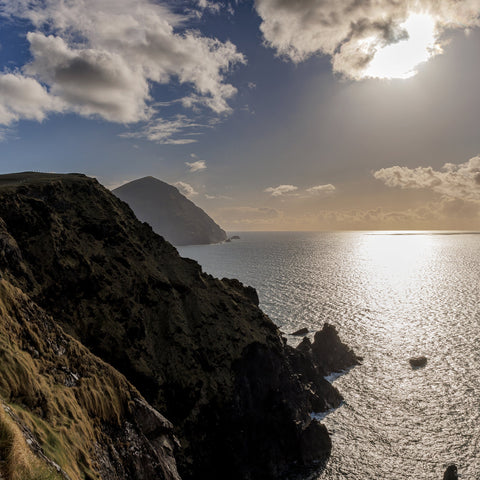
[0,172,359,479]
[0,218,180,480]
[113,176,227,245]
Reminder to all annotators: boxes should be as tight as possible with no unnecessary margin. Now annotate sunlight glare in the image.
[364,13,439,80]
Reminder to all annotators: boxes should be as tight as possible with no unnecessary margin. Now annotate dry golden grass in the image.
[0,405,61,480]
[0,279,139,480]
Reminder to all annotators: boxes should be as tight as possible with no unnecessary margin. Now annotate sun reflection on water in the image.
[351,231,438,345]
[179,231,480,479]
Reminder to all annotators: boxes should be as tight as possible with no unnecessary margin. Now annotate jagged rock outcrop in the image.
[113,176,227,245]
[297,322,361,375]
[0,172,358,480]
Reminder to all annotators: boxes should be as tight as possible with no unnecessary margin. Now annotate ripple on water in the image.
[178,232,480,479]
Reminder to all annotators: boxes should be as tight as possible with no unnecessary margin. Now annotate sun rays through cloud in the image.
[363,13,440,79]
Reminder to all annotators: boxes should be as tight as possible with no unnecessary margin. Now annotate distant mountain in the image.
[113,176,227,245]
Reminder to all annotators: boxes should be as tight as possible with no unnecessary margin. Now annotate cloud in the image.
[119,115,207,144]
[186,160,207,172]
[254,0,480,79]
[195,0,222,14]
[25,32,150,123]
[0,72,63,124]
[264,184,298,196]
[373,156,480,203]
[205,193,233,200]
[306,184,336,195]
[174,181,198,197]
[215,206,281,225]
[0,0,245,140]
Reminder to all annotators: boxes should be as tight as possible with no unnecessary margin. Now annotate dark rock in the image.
[409,356,427,368]
[0,173,359,480]
[113,176,227,245]
[291,327,309,336]
[308,323,361,375]
[230,235,240,240]
[299,420,331,464]
[286,325,357,413]
[443,464,458,480]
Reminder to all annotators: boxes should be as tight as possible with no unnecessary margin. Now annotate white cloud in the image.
[0,72,63,125]
[215,206,281,225]
[374,156,480,203]
[205,193,233,200]
[186,160,207,172]
[0,0,245,140]
[119,115,207,144]
[174,181,198,197]
[264,184,298,196]
[306,184,336,195]
[195,0,222,14]
[254,0,480,79]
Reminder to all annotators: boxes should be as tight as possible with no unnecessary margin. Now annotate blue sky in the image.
[1,0,480,230]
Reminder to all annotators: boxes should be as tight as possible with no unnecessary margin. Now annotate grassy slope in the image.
[0,277,171,480]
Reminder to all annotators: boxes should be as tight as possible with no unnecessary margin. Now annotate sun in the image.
[363,13,439,80]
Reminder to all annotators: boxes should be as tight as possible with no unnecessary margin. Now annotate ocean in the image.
[178,231,480,480]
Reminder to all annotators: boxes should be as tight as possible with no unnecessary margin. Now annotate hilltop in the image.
[113,176,227,245]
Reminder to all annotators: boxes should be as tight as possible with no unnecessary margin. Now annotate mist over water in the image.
[178,232,480,479]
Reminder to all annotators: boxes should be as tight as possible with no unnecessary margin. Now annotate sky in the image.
[0,0,480,231]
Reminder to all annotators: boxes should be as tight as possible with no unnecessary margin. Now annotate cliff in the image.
[113,176,227,245]
[0,172,359,479]
[0,220,180,479]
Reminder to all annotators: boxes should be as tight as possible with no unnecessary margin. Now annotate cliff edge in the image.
[0,172,359,479]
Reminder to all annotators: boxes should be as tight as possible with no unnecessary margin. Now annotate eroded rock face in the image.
[0,173,358,479]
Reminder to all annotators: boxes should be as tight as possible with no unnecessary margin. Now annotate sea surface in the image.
[178,231,480,480]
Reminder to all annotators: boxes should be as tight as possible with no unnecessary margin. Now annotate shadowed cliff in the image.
[113,176,227,245]
[0,224,180,480]
[0,172,359,479]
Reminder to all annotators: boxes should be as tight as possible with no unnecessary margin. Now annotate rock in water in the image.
[307,323,361,375]
[0,172,360,480]
[291,327,309,336]
[443,464,458,480]
[409,356,427,368]
[113,176,227,245]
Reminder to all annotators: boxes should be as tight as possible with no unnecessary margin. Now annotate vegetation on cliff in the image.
[0,172,358,479]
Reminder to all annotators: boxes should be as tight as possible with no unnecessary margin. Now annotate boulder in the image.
[409,356,427,368]
[291,327,309,336]
[443,464,458,480]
